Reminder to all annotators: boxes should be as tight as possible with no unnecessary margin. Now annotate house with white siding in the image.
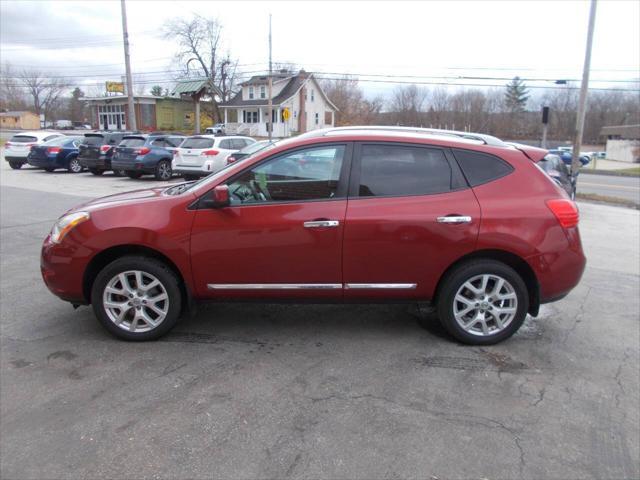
[219,70,337,137]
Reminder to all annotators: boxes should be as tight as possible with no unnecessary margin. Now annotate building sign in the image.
[105,81,125,94]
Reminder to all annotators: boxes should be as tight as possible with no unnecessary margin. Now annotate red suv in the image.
[41,127,586,345]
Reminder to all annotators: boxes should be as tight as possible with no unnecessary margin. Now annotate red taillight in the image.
[201,149,219,156]
[47,147,61,154]
[4,142,10,148]
[226,156,236,164]
[135,147,151,155]
[100,145,112,154]
[546,199,579,228]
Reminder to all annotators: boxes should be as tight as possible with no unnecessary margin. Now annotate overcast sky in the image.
[1,0,639,99]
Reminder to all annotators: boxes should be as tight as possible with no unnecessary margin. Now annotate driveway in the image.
[1,162,638,479]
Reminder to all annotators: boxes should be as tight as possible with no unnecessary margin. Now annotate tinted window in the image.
[120,138,146,147]
[231,139,246,149]
[43,136,74,147]
[358,144,452,197]
[227,145,345,205]
[108,134,123,145]
[166,137,184,147]
[44,135,62,142]
[150,138,167,147]
[83,134,105,146]
[219,139,234,149]
[452,149,513,186]
[181,137,214,149]
[9,135,37,143]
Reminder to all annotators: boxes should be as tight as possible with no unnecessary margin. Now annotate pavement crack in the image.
[562,286,592,345]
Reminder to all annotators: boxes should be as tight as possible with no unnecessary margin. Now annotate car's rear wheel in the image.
[91,256,182,341]
[8,161,22,170]
[155,160,172,180]
[436,260,528,345]
[113,169,126,177]
[89,168,103,176]
[126,171,143,179]
[68,157,83,173]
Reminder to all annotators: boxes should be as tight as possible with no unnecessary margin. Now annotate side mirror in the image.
[202,185,230,209]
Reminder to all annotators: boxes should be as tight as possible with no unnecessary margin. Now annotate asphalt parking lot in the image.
[1,162,639,479]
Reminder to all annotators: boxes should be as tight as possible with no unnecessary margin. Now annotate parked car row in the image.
[4,131,267,180]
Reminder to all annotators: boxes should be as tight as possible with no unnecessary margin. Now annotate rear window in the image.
[166,137,184,147]
[358,144,453,197]
[181,137,214,149]
[82,134,105,146]
[10,135,37,143]
[452,149,514,186]
[120,137,146,147]
[43,136,73,147]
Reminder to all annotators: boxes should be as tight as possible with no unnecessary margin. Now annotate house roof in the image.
[171,78,222,97]
[220,72,337,111]
[600,124,640,139]
[240,71,293,86]
[0,111,37,117]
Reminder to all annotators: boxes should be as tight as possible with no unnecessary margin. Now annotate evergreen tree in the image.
[150,85,164,96]
[504,76,530,112]
[68,87,85,122]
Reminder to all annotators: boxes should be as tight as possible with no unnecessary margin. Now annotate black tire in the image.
[91,256,182,341]
[68,157,83,173]
[154,160,172,180]
[126,171,143,179]
[183,174,199,181]
[8,161,22,170]
[436,260,529,345]
[89,168,104,176]
[113,169,127,177]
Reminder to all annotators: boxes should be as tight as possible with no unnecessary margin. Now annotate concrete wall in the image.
[606,139,640,163]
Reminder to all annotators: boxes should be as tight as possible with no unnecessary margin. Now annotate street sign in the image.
[282,107,291,121]
[105,81,125,94]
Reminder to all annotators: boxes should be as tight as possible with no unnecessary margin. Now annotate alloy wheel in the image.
[453,274,518,337]
[158,161,171,180]
[102,270,169,333]
[69,158,82,173]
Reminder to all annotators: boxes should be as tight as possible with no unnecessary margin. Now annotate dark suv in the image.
[78,132,133,176]
[112,134,184,180]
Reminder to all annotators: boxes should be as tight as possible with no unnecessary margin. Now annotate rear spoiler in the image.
[507,142,548,162]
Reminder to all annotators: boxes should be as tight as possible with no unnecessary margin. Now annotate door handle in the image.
[303,220,340,228]
[437,215,472,224]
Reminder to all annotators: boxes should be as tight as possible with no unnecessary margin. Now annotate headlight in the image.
[50,211,90,244]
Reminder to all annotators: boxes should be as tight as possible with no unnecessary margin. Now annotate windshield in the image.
[181,137,214,149]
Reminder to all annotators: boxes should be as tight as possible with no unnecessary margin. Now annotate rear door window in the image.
[356,144,454,197]
[219,139,234,150]
[181,137,214,149]
[452,149,513,186]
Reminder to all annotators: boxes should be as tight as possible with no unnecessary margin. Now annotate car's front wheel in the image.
[8,161,22,170]
[91,256,182,341]
[68,157,83,173]
[436,260,528,345]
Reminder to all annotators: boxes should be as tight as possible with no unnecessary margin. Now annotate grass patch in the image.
[576,192,639,209]
[582,167,640,177]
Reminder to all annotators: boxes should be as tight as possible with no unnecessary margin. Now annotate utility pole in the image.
[120,0,136,131]
[571,0,597,176]
[267,13,273,141]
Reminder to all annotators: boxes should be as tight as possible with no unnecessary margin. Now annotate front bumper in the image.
[41,234,88,304]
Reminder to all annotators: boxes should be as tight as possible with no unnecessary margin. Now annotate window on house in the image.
[315,113,319,125]
[260,86,266,99]
[249,87,254,99]
[243,111,258,124]
[325,111,332,124]
[311,89,315,101]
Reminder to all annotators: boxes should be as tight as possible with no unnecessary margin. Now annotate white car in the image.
[4,131,65,169]
[172,135,256,179]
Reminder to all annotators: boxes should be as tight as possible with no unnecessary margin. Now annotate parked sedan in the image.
[172,135,255,180]
[112,134,184,180]
[4,131,64,169]
[226,140,275,165]
[27,136,85,173]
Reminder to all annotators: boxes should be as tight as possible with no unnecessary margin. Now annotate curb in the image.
[580,169,640,178]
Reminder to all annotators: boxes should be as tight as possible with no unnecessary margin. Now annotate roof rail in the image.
[308,126,506,147]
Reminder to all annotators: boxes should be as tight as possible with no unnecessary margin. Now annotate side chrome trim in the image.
[344,283,417,289]
[207,283,343,290]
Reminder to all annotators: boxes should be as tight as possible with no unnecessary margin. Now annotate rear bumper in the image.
[112,159,156,173]
[28,156,61,168]
[173,164,209,177]
[79,156,109,169]
[4,155,29,164]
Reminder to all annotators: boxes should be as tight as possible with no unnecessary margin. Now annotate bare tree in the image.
[388,84,427,126]
[17,69,69,123]
[0,63,28,111]
[163,14,239,121]
[321,75,383,126]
